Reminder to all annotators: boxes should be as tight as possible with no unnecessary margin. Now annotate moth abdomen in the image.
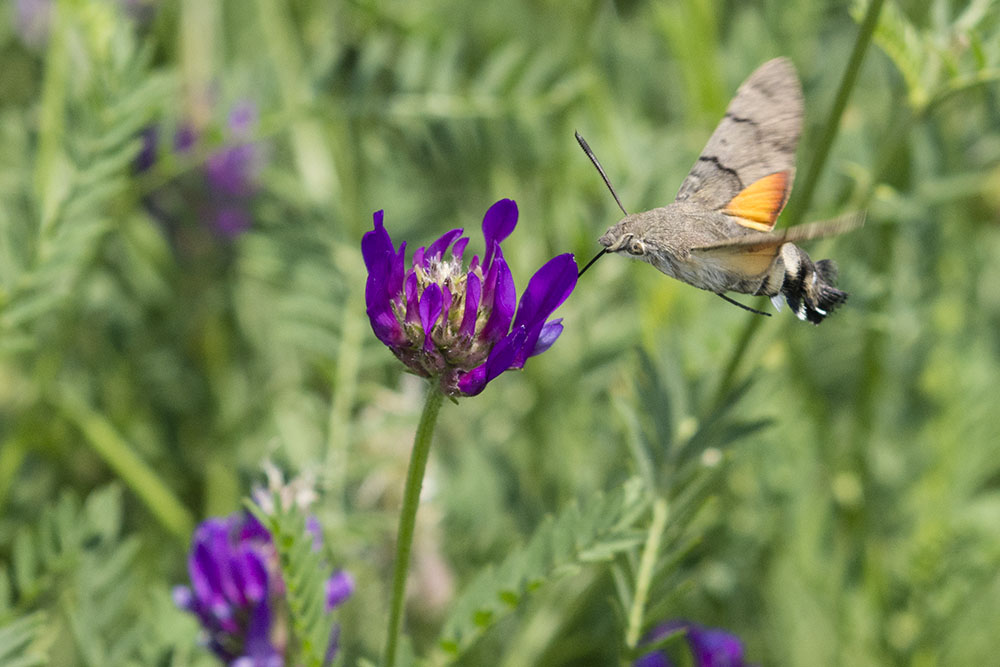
[779,246,847,324]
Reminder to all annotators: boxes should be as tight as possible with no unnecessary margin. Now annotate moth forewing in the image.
[675,57,803,231]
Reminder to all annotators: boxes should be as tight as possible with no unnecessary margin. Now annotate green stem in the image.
[253,0,338,203]
[712,0,885,406]
[34,0,70,235]
[785,0,886,227]
[625,498,669,653]
[383,384,446,667]
[0,438,27,512]
[710,313,765,411]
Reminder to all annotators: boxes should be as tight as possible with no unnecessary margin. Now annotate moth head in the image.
[599,215,649,257]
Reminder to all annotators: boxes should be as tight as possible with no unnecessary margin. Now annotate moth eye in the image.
[627,239,645,256]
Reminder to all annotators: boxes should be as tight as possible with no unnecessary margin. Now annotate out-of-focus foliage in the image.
[0,0,998,665]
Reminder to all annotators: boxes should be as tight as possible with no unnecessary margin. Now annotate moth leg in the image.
[717,293,772,317]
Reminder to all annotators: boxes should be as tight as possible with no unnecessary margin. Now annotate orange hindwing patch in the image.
[722,170,792,232]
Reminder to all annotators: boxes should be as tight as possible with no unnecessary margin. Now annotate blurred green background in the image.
[1,0,999,664]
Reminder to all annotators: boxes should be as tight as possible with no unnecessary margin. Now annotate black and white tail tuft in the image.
[780,246,848,324]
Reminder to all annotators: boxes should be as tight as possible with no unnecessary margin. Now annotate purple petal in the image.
[228,101,258,137]
[404,272,421,327]
[634,652,674,667]
[134,128,159,173]
[457,326,527,396]
[419,283,443,349]
[510,319,544,370]
[509,316,566,369]
[306,516,324,551]
[174,125,198,153]
[172,585,195,611]
[686,625,746,667]
[413,246,426,268]
[456,365,489,397]
[189,521,228,605]
[324,625,342,667]
[236,549,269,603]
[361,211,395,274]
[530,318,563,357]
[426,228,463,262]
[214,207,253,238]
[237,513,271,544]
[241,598,279,664]
[479,250,515,344]
[390,242,407,296]
[367,295,403,346]
[325,570,355,610]
[480,246,498,310]
[225,550,251,608]
[459,272,482,337]
[441,285,453,323]
[219,550,248,610]
[512,253,577,331]
[205,143,258,197]
[481,199,518,271]
[364,214,405,345]
[453,237,470,260]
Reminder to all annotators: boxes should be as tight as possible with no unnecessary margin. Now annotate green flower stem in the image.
[625,498,669,655]
[712,0,886,407]
[383,384,446,667]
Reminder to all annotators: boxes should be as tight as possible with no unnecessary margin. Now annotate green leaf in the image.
[0,613,48,667]
[435,478,649,662]
[855,0,1000,111]
[251,500,339,667]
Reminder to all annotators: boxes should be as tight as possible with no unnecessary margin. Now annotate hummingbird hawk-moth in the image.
[578,57,863,324]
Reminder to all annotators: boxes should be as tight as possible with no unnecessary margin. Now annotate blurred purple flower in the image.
[135,101,262,240]
[635,621,748,667]
[362,200,577,396]
[14,0,52,48]
[326,570,355,609]
[174,511,351,667]
[14,0,157,48]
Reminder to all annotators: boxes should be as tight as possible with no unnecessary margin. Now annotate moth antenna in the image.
[576,131,627,278]
[717,293,772,317]
[575,131,628,217]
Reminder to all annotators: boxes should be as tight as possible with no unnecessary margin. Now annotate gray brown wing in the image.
[674,58,803,212]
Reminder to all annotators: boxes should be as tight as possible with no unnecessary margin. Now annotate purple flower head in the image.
[362,200,577,396]
[174,511,352,666]
[635,621,748,667]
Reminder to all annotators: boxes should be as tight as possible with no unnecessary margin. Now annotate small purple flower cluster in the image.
[136,101,263,241]
[174,511,352,666]
[362,200,577,396]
